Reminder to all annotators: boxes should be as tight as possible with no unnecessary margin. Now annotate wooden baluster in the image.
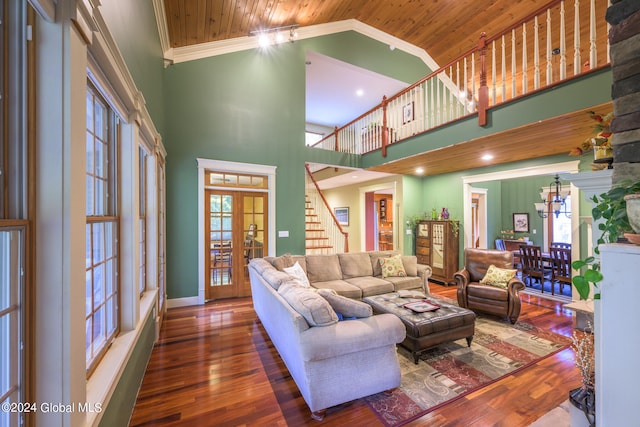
[456,62,461,118]
[547,9,553,84]
[501,35,507,102]
[574,0,581,75]
[381,96,388,157]
[478,33,488,126]
[534,16,540,89]
[471,52,476,110]
[560,0,567,80]
[589,0,597,68]
[491,40,497,105]
[511,29,517,97]
[522,23,528,94]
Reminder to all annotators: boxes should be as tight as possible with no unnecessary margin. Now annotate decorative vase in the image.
[441,207,450,220]
[569,386,595,427]
[625,193,640,234]
[431,208,437,220]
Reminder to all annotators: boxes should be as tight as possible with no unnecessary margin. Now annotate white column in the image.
[35,3,87,425]
[596,244,640,425]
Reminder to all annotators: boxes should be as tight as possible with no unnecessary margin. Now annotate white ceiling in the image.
[305,51,405,188]
[305,51,408,128]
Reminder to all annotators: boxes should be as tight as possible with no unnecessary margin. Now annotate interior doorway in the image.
[470,188,488,248]
[363,185,396,252]
[204,190,267,300]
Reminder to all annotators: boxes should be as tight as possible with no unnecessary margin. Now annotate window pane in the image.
[105,258,114,296]
[94,102,105,139]
[92,222,104,265]
[95,141,105,178]
[95,179,105,215]
[86,318,92,363]
[93,263,105,309]
[86,91,93,129]
[85,270,92,316]
[86,176,94,215]
[104,222,114,258]
[92,306,105,349]
[85,224,92,268]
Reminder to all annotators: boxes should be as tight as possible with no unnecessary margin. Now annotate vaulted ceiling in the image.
[160,0,611,179]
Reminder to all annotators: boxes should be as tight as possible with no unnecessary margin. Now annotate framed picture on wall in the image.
[334,207,349,226]
[513,213,530,233]
[403,102,414,124]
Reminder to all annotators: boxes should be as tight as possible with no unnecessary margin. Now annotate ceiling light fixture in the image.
[415,167,425,175]
[481,154,494,160]
[535,174,571,218]
[249,24,299,48]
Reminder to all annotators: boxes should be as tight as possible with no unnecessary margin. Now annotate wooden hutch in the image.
[415,220,459,285]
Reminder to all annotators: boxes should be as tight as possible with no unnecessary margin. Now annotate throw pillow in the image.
[278,281,338,326]
[272,253,295,271]
[480,264,517,289]
[379,254,407,278]
[317,289,373,318]
[283,261,311,287]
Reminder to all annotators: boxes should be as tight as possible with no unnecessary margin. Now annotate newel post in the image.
[381,95,388,157]
[477,32,489,127]
[334,126,339,151]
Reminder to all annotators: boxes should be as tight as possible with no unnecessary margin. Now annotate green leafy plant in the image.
[572,180,640,300]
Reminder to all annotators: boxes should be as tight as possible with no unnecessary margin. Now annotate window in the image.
[305,131,323,146]
[86,82,120,373]
[0,228,25,427]
[1,0,29,424]
[139,146,148,296]
[551,195,572,244]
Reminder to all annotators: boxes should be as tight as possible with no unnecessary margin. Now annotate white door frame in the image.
[462,160,580,249]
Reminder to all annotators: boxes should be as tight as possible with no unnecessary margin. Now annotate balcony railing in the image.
[312,0,610,156]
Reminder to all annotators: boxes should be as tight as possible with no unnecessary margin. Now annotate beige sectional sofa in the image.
[248,251,432,420]
[268,251,432,298]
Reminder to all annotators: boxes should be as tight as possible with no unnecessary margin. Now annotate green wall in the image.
[161,32,431,298]
[99,1,166,134]
[98,312,156,427]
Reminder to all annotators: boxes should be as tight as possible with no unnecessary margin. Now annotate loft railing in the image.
[304,164,349,254]
[312,0,610,156]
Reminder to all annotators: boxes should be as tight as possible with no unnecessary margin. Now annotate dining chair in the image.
[549,246,572,296]
[550,242,571,249]
[520,245,553,292]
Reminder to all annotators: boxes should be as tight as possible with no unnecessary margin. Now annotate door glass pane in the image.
[209,193,233,287]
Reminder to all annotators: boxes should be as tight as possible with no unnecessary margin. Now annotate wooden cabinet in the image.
[416,220,460,285]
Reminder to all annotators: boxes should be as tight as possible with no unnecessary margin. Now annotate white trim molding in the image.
[196,159,277,305]
[160,18,439,71]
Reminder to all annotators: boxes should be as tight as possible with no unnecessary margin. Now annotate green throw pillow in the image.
[480,264,517,289]
[379,254,407,278]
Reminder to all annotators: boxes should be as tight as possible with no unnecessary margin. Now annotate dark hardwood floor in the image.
[130,283,581,426]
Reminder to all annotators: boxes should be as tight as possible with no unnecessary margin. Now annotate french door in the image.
[205,190,267,300]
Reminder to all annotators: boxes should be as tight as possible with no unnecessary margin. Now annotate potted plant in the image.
[572,179,640,300]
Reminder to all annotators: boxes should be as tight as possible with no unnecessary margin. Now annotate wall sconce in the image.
[250,24,299,49]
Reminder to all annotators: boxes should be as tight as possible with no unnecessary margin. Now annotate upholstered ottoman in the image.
[363,293,476,364]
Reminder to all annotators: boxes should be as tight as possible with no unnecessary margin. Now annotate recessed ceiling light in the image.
[481,154,494,160]
[356,89,364,97]
[415,167,425,175]
[352,175,358,179]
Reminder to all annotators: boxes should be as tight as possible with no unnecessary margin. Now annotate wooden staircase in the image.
[305,196,333,254]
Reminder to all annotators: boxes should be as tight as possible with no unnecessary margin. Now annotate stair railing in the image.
[312,0,610,156]
[304,164,349,254]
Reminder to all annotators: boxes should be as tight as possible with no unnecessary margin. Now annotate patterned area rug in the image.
[364,316,571,426]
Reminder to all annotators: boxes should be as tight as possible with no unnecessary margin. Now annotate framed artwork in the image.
[334,207,349,226]
[403,102,414,124]
[513,213,530,233]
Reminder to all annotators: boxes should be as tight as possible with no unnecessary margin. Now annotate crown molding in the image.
[160,17,439,70]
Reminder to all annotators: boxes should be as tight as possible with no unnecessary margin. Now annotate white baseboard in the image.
[166,296,201,308]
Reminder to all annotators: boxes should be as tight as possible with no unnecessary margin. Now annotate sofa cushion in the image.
[480,264,517,289]
[272,254,307,274]
[338,252,374,278]
[345,276,394,297]
[317,289,373,318]
[311,280,362,299]
[369,251,400,277]
[380,254,407,278]
[306,254,343,283]
[467,283,509,301]
[250,258,292,290]
[384,275,424,292]
[401,255,418,277]
[283,261,311,287]
[278,281,339,326]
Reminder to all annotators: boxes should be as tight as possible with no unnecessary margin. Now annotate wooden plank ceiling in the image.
[163,0,611,176]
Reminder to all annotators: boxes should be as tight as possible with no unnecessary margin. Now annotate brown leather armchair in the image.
[455,248,526,324]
